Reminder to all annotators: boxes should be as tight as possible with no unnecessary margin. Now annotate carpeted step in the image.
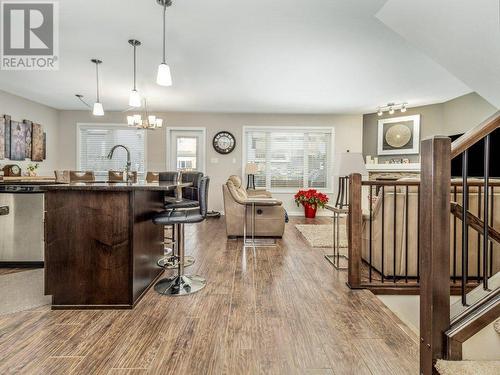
[435,359,500,375]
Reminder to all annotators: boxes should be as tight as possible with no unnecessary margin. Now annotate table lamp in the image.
[333,151,368,208]
[245,162,259,189]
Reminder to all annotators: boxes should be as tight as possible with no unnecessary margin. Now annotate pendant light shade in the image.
[157,63,172,86]
[91,59,104,116]
[93,102,104,116]
[128,39,142,107]
[157,0,173,87]
[129,89,141,107]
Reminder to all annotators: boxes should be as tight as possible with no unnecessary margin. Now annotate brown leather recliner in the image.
[222,176,286,238]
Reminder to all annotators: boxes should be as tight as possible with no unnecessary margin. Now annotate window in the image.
[167,128,206,172]
[78,124,146,179]
[244,127,334,191]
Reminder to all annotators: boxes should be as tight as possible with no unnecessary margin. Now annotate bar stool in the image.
[157,172,203,269]
[153,176,210,295]
[69,171,95,182]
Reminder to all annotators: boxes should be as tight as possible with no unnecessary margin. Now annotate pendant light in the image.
[128,39,142,107]
[156,0,173,86]
[91,59,104,116]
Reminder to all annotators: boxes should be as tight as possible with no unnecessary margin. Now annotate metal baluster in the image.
[477,184,481,281]
[490,186,494,277]
[393,185,397,283]
[417,186,420,283]
[405,186,409,283]
[483,135,490,290]
[369,185,373,283]
[381,185,385,283]
[462,150,469,306]
[453,185,457,283]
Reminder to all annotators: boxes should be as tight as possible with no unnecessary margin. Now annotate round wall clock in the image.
[213,131,236,154]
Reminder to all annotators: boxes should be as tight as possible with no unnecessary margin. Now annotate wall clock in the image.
[213,131,236,154]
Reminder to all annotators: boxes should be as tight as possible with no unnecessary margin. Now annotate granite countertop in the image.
[40,181,192,192]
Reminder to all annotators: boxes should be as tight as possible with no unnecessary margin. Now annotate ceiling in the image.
[0,0,471,113]
[377,0,500,109]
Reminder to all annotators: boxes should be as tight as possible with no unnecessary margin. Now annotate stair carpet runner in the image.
[436,318,500,375]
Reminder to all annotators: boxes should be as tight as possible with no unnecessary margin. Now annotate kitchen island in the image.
[41,181,190,309]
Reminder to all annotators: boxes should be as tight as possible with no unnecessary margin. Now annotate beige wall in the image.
[363,92,497,163]
[378,295,500,361]
[442,92,498,135]
[58,110,363,213]
[0,90,59,176]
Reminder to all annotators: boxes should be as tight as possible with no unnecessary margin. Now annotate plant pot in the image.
[303,203,317,219]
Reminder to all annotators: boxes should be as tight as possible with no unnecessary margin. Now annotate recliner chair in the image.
[222,175,285,238]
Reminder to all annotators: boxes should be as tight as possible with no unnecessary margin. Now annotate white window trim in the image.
[76,122,148,174]
[165,127,207,174]
[242,126,335,193]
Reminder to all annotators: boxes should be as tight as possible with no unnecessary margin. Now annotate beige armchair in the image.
[361,179,500,278]
[222,176,286,238]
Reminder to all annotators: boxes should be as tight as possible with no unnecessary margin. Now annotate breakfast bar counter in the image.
[41,182,190,309]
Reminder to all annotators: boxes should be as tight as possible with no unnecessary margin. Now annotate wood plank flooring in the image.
[0,217,419,375]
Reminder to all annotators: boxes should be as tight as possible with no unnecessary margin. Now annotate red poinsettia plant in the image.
[294,189,329,209]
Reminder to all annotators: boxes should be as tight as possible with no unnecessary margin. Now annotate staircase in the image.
[420,111,500,374]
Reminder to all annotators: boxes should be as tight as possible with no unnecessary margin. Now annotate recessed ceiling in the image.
[0,0,471,113]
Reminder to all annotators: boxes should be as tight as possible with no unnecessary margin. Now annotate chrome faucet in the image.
[107,145,132,182]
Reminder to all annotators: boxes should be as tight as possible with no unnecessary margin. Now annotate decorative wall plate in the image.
[385,124,412,148]
[213,131,236,154]
[377,115,420,155]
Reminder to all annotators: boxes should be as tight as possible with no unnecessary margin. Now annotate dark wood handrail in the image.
[450,202,500,245]
[362,180,500,187]
[451,110,500,159]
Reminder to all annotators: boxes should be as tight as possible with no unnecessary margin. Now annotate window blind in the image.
[78,125,146,179]
[244,127,333,191]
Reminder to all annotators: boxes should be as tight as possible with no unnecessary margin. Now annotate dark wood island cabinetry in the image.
[42,182,190,309]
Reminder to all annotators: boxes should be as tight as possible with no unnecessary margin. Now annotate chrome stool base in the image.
[157,255,195,269]
[154,275,206,296]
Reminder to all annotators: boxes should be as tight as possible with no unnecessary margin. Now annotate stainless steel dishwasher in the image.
[0,185,45,266]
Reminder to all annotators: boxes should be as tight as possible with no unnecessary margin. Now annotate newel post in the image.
[347,173,362,289]
[419,136,451,375]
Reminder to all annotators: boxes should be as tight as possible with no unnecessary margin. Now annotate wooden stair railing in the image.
[450,202,500,245]
[421,112,500,375]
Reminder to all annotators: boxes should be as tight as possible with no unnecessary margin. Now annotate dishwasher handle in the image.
[0,205,9,216]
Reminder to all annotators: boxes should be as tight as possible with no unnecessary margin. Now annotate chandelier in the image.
[127,99,163,130]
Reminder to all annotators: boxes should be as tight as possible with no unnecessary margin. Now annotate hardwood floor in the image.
[0,217,419,375]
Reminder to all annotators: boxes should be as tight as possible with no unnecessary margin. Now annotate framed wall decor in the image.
[377,114,420,155]
[0,117,4,160]
[24,120,32,158]
[4,115,11,159]
[10,121,26,161]
[32,123,44,161]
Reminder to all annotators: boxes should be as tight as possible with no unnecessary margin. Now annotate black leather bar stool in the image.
[157,172,204,269]
[153,176,210,296]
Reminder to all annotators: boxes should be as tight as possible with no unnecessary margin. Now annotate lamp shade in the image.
[129,89,141,107]
[333,152,368,177]
[245,162,259,175]
[92,102,104,116]
[157,63,172,86]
